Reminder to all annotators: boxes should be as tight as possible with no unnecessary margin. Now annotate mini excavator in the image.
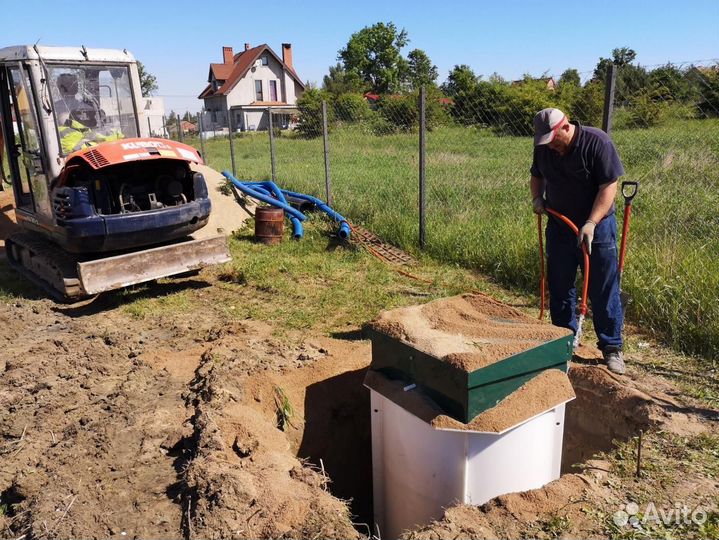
[0,45,230,300]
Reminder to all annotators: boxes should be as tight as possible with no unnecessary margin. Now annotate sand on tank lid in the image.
[367,293,572,372]
[364,368,575,433]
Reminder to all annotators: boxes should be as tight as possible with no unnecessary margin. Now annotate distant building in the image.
[180,120,197,134]
[199,43,305,132]
[141,97,167,137]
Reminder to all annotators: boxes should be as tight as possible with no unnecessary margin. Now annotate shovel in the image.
[618,181,638,316]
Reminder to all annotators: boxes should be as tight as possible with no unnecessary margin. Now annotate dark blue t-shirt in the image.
[530,122,624,227]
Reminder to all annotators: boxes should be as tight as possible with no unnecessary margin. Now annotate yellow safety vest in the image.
[59,120,123,154]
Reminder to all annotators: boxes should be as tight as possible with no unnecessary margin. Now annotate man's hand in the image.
[532,196,546,215]
[578,220,596,254]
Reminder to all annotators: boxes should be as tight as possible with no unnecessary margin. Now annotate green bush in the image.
[693,67,719,118]
[448,79,561,135]
[495,81,559,135]
[377,95,418,131]
[295,88,331,138]
[568,81,605,127]
[369,114,396,135]
[422,86,451,130]
[333,93,372,122]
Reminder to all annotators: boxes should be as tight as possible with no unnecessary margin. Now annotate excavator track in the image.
[5,232,86,301]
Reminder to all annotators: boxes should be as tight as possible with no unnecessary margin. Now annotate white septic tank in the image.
[363,294,576,539]
[366,376,571,539]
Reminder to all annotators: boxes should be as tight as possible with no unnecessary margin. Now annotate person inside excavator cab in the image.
[54,72,121,154]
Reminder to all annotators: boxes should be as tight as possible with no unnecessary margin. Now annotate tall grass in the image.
[186,118,719,358]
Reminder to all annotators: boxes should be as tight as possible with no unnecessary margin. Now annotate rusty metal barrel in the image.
[254,206,284,245]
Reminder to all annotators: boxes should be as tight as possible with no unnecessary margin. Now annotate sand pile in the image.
[367,293,572,372]
[190,163,252,239]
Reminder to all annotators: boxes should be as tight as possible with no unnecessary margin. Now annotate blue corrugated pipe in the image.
[222,172,304,239]
[279,189,351,240]
[222,172,351,241]
[239,181,305,239]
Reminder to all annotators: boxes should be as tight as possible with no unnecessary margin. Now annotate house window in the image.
[261,56,268,66]
[269,80,278,102]
[255,80,263,101]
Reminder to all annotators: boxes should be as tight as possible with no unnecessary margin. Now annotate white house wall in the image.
[141,97,167,137]
[203,48,303,131]
[226,53,298,108]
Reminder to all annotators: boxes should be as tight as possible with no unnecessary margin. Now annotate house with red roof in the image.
[199,43,305,132]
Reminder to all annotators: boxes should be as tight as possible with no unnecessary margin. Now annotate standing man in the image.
[530,108,626,374]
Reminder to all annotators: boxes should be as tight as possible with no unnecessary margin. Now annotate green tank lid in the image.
[365,294,574,423]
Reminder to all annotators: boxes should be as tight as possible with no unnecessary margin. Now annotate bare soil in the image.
[1,260,717,538]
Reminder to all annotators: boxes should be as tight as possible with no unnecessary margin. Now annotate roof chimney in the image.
[282,43,293,69]
[244,43,251,51]
[222,46,233,64]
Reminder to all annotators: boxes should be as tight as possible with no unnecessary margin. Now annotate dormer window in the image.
[261,56,268,66]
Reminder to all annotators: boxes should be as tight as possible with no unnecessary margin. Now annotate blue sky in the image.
[2,0,717,113]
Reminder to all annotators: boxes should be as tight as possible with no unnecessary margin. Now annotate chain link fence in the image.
[169,59,719,358]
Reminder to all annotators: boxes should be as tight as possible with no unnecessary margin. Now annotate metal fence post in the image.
[227,103,236,177]
[177,116,183,143]
[147,116,152,138]
[602,63,617,134]
[268,107,276,183]
[419,86,426,250]
[321,100,333,206]
[162,115,168,139]
[198,107,207,166]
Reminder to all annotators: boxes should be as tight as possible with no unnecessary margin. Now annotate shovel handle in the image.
[622,181,638,204]
[618,181,638,276]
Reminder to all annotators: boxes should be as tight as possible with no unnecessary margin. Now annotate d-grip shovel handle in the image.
[622,181,638,204]
[618,181,638,277]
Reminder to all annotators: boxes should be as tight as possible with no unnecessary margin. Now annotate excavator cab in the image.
[0,45,230,300]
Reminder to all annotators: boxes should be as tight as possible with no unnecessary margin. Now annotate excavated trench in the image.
[280,362,656,530]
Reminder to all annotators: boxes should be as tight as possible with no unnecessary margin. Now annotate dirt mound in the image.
[368,293,571,371]
[177,331,361,539]
[1,280,716,539]
[0,302,361,539]
[190,163,252,239]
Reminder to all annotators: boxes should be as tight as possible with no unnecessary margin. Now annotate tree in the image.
[687,64,719,117]
[612,47,637,66]
[592,47,648,103]
[441,65,479,97]
[137,61,158,97]
[559,68,581,87]
[649,63,695,102]
[322,63,367,95]
[406,49,438,90]
[593,47,640,81]
[338,22,409,94]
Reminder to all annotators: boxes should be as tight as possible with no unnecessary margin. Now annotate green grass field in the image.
[188,118,719,358]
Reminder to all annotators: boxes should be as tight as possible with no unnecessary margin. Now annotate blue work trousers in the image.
[546,213,623,351]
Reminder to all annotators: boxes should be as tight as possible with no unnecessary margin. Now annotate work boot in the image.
[604,350,625,375]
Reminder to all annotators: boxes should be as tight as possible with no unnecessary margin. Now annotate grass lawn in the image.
[185,118,719,359]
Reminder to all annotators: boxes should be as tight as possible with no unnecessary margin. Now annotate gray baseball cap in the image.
[533,108,566,146]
